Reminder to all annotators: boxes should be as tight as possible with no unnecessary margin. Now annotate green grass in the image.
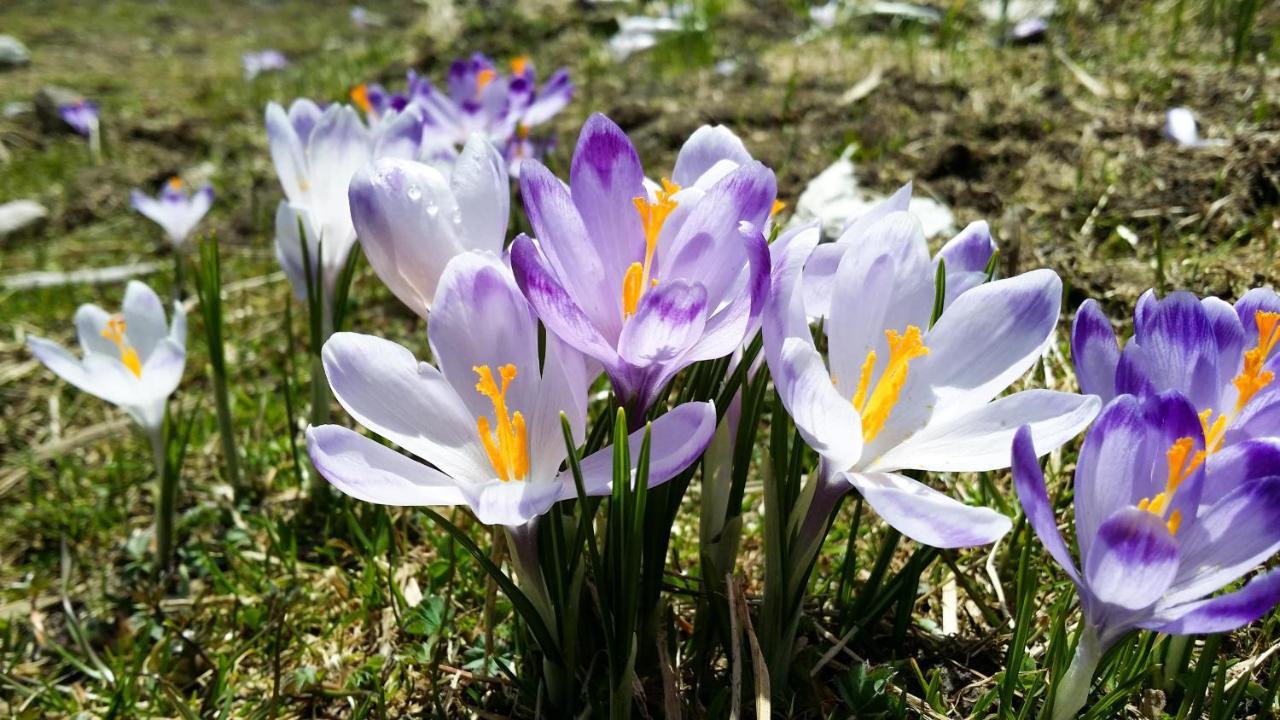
[2,0,1278,716]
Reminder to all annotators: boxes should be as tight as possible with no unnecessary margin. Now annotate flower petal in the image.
[872,390,1099,473]
[1071,299,1120,402]
[1131,291,1222,410]
[1144,567,1280,635]
[509,234,619,365]
[826,251,895,398]
[844,471,1012,548]
[121,280,169,359]
[28,336,132,407]
[775,337,863,470]
[1085,507,1179,611]
[1163,476,1280,606]
[451,133,510,255]
[1012,425,1082,583]
[349,158,463,319]
[671,125,753,187]
[1202,439,1280,506]
[1073,395,1153,564]
[321,331,490,480]
[265,101,308,204]
[307,424,468,506]
[617,280,708,366]
[519,159,621,338]
[428,251,541,417]
[566,401,717,496]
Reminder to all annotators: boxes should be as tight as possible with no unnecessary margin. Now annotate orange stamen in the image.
[510,56,529,75]
[852,326,929,443]
[771,199,786,217]
[166,176,183,191]
[1138,436,1198,535]
[473,364,529,482]
[100,316,142,378]
[476,68,496,94]
[623,178,681,318]
[350,83,373,115]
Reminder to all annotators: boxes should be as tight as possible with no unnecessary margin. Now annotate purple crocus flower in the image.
[1072,289,1280,481]
[130,177,214,250]
[243,50,288,81]
[265,98,423,308]
[763,202,1098,552]
[59,99,99,137]
[306,250,717,526]
[1013,393,1280,720]
[509,114,776,417]
[353,53,573,173]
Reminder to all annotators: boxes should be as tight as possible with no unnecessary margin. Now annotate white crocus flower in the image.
[27,280,187,437]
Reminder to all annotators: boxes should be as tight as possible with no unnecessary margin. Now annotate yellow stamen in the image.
[623,178,681,319]
[510,55,529,75]
[1137,436,1198,535]
[476,68,496,94]
[771,199,786,217]
[517,123,530,140]
[166,176,183,191]
[473,364,529,482]
[851,326,929,443]
[100,316,142,378]
[350,83,373,115]
[1232,311,1280,413]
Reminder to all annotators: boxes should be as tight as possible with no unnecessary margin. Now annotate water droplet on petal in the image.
[425,202,439,217]
[406,184,422,201]
[451,208,463,225]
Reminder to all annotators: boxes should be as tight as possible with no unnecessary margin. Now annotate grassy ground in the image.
[1,0,1278,717]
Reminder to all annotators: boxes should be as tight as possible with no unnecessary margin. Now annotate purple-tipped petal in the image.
[1145,568,1280,635]
[521,67,573,127]
[1012,425,1082,583]
[844,471,1013,548]
[1073,395,1152,563]
[1163,476,1280,606]
[1131,291,1222,409]
[1203,439,1280,505]
[1071,300,1120,402]
[510,234,619,366]
[617,280,708,366]
[307,425,468,506]
[1085,507,1179,611]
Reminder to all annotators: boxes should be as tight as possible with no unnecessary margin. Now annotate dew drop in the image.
[425,202,439,217]
[406,184,422,201]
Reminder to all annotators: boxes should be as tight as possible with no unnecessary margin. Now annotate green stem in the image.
[212,364,241,488]
[149,423,176,572]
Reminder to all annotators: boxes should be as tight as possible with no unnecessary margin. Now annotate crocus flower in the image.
[130,177,214,250]
[59,99,99,137]
[243,50,288,80]
[348,134,509,320]
[510,114,776,416]
[1072,289,1280,485]
[265,99,422,304]
[1013,394,1280,720]
[763,204,1099,550]
[306,250,716,527]
[351,53,573,172]
[26,280,187,436]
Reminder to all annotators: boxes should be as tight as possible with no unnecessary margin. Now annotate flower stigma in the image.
[473,364,529,482]
[1138,436,1198,535]
[623,178,681,318]
[852,326,929,443]
[101,316,143,378]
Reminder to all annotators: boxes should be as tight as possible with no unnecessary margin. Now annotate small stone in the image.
[0,200,48,240]
[0,36,30,69]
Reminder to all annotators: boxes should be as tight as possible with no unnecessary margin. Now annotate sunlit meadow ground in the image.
[1,0,1278,717]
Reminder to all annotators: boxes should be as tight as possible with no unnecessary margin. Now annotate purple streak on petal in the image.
[617,280,708,366]
[938,220,994,273]
[1072,299,1120,402]
[287,98,322,144]
[521,68,573,127]
[509,234,619,366]
[568,401,717,496]
[1202,296,1245,392]
[1012,426,1082,583]
[1229,389,1280,445]
[1164,476,1280,606]
[1074,395,1152,564]
[1133,291,1221,408]
[664,161,777,305]
[671,125,753,187]
[568,114,648,311]
[1085,507,1179,611]
[519,160,621,338]
[1203,439,1280,506]
[1115,341,1157,398]
[1145,568,1280,635]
